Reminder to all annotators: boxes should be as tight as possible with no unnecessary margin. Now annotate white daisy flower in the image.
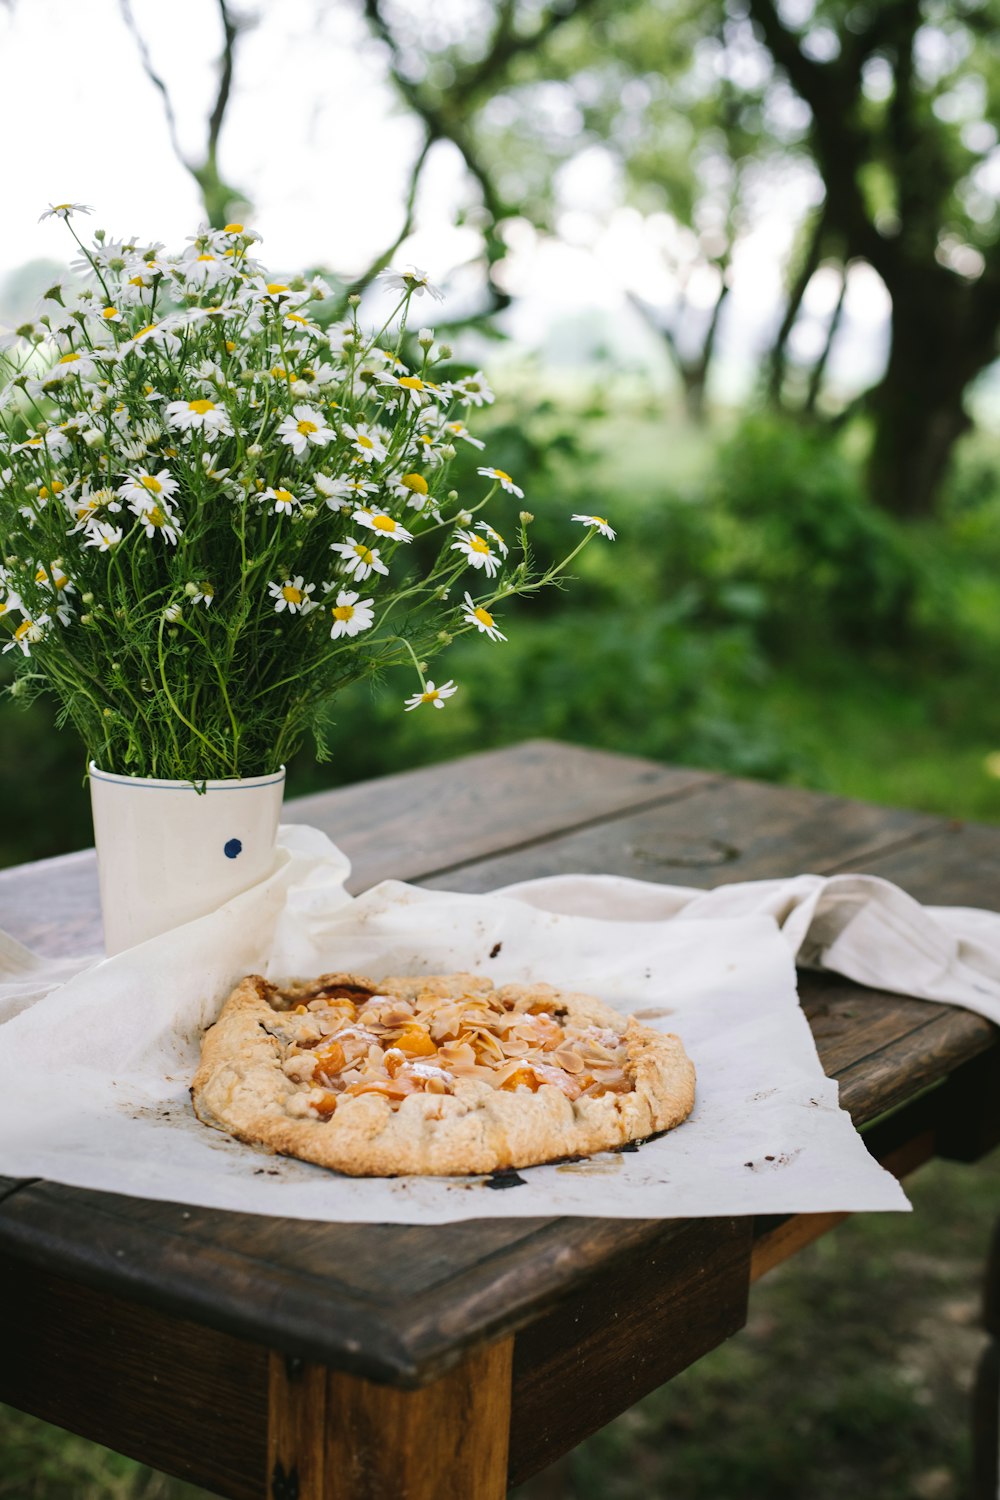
[0,588,24,619]
[282,309,318,336]
[378,266,445,302]
[118,469,179,508]
[131,501,182,545]
[268,577,316,614]
[47,348,99,381]
[451,528,501,578]
[477,465,523,498]
[571,513,616,540]
[16,428,69,456]
[312,473,359,511]
[3,614,50,654]
[186,581,215,607]
[342,422,387,464]
[164,397,233,435]
[454,371,494,406]
[166,396,235,438]
[478,521,509,557]
[380,371,431,408]
[443,420,485,449]
[277,403,333,456]
[34,563,75,597]
[329,589,374,639]
[461,591,506,642]
[392,471,432,509]
[260,485,300,517]
[352,506,413,544]
[39,202,93,222]
[404,679,458,711]
[330,538,389,581]
[83,521,125,551]
[71,487,121,531]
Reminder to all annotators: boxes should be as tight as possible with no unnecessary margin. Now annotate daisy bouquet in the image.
[0,205,610,780]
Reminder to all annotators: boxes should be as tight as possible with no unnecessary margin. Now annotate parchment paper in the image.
[1,822,996,1223]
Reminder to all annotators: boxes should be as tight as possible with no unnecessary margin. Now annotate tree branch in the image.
[745,0,894,278]
[119,0,189,170]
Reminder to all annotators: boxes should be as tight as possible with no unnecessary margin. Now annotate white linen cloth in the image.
[0,823,997,1224]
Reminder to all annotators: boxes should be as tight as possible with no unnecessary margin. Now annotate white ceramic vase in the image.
[88,763,286,955]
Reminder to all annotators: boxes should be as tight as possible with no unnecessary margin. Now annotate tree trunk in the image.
[865,269,994,518]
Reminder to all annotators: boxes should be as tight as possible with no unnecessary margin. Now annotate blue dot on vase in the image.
[224,838,243,860]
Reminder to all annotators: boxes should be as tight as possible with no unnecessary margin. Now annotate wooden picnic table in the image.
[1,739,999,1499]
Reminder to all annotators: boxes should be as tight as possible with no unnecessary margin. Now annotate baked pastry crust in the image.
[191,971,695,1176]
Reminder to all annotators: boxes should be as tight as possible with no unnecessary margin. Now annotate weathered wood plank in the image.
[507,1217,751,1486]
[421,775,946,893]
[0,1253,267,1500]
[326,1339,513,1500]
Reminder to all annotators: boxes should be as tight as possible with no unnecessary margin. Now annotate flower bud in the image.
[83,428,104,448]
[247,443,262,457]
[80,613,93,625]
[418,328,434,348]
[300,503,318,519]
[519,510,534,525]
[184,581,198,597]
[163,604,182,623]
[438,343,452,359]
[348,294,361,308]
[436,629,453,643]
[81,592,94,605]
[439,444,456,461]
[448,490,459,503]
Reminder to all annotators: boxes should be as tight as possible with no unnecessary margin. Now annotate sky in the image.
[0,0,895,402]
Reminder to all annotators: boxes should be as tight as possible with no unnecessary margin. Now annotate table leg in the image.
[972,1218,1000,1500]
[267,1339,514,1500]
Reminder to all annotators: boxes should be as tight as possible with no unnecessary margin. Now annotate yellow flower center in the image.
[147,507,165,527]
[332,604,355,622]
[53,572,68,590]
[474,605,494,628]
[135,324,157,339]
[188,399,216,414]
[422,689,440,704]
[398,376,424,391]
[129,275,145,286]
[102,306,119,319]
[38,481,63,499]
[196,254,215,262]
[225,341,236,353]
[139,475,162,493]
[594,516,608,525]
[58,352,80,364]
[296,418,318,435]
[274,489,294,505]
[493,469,511,482]
[282,585,303,604]
[372,515,397,533]
[354,544,374,564]
[469,536,490,554]
[224,223,244,233]
[267,283,288,294]
[355,434,374,449]
[286,313,308,326]
[271,366,287,380]
[14,620,33,641]
[401,472,427,494]
[35,567,47,583]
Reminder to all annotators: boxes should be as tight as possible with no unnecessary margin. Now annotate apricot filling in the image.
[270,976,631,1120]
